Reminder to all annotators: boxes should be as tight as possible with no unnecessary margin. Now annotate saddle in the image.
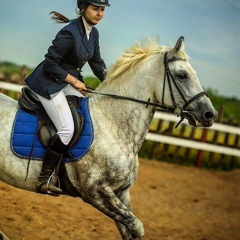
[18,87,84,150]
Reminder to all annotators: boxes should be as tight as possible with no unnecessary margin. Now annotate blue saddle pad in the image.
[11,98,94,162]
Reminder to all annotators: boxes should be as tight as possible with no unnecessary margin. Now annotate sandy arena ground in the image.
[0,159,239,240]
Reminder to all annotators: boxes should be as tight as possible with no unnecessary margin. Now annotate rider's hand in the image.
[73,80,87,92]
[65,74,87,93]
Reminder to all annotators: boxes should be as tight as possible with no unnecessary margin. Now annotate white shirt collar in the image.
[82,17,93,40]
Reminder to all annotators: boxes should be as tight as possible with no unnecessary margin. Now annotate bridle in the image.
[162,52,208,127]
[83,51,208,128]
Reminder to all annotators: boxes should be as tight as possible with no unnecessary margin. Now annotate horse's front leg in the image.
[83,186,144,240]
[114,189,143,240]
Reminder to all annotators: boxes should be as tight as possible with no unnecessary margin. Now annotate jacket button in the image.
[87,53,90,56]
[83,61,86,64]
[77,68,80,71]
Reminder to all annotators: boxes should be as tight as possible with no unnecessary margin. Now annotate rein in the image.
[83,89,175,112]
[84,51,208,128]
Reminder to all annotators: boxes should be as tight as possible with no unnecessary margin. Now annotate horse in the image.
[0,37,217,240]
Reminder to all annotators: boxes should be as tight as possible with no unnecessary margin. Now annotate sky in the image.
[0,0,239,98]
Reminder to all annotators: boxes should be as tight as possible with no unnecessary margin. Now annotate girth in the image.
[18,87,84,150]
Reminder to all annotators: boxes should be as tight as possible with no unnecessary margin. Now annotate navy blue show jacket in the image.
[25,17,106,99]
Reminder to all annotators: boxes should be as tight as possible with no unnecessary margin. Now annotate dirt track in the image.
[0,159,239,240]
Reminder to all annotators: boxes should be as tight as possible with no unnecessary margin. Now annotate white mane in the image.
[106,38,166,82]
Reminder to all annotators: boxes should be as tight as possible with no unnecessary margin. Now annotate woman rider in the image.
[25,0,110,196]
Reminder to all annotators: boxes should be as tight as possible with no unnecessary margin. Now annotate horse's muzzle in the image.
[183,108,218,128]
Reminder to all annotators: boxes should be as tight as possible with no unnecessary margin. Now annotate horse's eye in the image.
[178,73,187,80]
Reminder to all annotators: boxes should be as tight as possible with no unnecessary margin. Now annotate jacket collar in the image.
[76,17,95,53]
[77,17,86,36]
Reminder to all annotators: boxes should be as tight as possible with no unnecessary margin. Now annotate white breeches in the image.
[37,84,84,145]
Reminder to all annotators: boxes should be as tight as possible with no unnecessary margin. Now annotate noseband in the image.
[83,51,208,128]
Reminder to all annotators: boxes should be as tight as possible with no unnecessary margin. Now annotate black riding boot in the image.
[36,134,67,196]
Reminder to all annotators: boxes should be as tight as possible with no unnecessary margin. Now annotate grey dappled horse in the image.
[0,37,217,239]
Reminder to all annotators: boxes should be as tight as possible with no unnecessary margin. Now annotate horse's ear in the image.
[174,36,185,53]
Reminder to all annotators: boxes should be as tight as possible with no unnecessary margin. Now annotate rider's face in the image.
[84,5,105,25]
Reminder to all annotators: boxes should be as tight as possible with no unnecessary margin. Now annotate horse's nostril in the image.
[204,111,214,121]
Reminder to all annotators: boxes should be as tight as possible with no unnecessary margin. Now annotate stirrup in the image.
[36,182,61,197]
[36,172,62,197]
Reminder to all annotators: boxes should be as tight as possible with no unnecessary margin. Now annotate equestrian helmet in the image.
[78,0,110,8]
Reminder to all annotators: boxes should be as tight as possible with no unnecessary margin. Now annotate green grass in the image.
[207,88,240,124]
[84,76,101,89]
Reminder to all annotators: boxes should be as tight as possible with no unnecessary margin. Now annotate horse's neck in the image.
[91,60,159,152]
[98,56,160,102]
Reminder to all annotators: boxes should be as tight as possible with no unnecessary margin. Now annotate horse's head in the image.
[155,37,218,127]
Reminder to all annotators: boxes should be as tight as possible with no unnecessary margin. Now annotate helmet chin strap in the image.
[84,16,96,26]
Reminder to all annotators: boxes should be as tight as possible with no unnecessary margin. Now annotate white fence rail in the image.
[0,81,24,93]
[146,112,240,157]
[1,81,239,157]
